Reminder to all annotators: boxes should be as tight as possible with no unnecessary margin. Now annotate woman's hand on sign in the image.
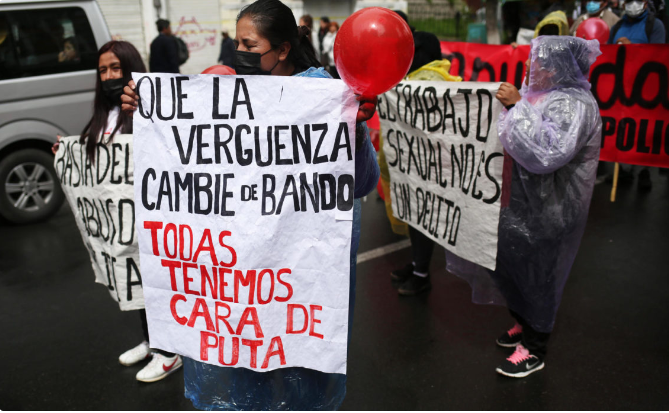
[51,135,62,155]
[356,95,378,123]
[616,37,631,45]
[496,82,521,108]
[121,80,138,117]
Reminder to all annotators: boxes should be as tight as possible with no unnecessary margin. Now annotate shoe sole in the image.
[398,283,432,296]
[495,339,522,348]
[496,362,545,378]
[119,354,151,366]
[136,360,183,383]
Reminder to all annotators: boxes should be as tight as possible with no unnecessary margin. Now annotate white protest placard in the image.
[132,73,357,374]
[54,135,144,310]
[380,81,505,270]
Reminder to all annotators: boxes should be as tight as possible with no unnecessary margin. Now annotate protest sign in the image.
[54,135,144,311]
[379,81,505,270]
[440,42,669,168]
[132,73,357,374]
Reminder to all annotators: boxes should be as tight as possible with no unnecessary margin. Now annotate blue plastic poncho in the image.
[183,67,380,410]
[447,37,602,333]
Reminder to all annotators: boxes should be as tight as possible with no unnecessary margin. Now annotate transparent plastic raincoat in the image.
[182,67,381,410]
[447,36,602,333]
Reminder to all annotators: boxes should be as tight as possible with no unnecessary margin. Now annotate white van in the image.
[0,0,111,223]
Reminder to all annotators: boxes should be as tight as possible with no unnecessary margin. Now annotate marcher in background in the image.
[385,10,443,296]
[570,0,621,34]
[149,19,179,73]
[608,0,665,43]
[449,36,602,378]
[52,40,183,383]
[534,10,570,36]
[607,0,665,189]
[120,0,379,408]
[217,29,235,68]
[317,16,330,60]
[299,14,318,55]
[321,21,339,78]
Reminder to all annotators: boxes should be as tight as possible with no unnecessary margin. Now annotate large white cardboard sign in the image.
[54,134,144,310]
[380,81,504,270]
[132,73,357,374]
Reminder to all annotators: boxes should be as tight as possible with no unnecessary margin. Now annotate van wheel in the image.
[0,149,65,224]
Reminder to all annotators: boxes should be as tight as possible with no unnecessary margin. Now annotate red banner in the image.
[440,42,669,168]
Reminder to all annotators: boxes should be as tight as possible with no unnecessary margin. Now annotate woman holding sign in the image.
[121,0,379,409]
[449,36,603,378]
[54,40,183,383]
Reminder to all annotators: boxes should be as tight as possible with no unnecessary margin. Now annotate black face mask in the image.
[101,78,125,103]
[234,49,279,75]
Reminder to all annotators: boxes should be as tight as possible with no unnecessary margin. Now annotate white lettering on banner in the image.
[132,73,357,374]
[54,134,144,311]
[379,81,505,270]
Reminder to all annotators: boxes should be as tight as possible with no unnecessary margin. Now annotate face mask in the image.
[586,1,603,13]
[234,49,280,75]
[101,78,125,103]
[625,0,645,17]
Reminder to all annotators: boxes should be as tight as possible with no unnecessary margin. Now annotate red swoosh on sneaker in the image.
[163,358,178,372]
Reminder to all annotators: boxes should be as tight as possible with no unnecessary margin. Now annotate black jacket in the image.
[149,33,180,73]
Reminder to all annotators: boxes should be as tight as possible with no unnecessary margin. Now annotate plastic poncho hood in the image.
[525,36,602,94]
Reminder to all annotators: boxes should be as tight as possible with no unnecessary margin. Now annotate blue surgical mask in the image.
[586,1,602,13]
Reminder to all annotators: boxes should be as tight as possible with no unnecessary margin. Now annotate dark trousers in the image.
[139,309,175,357]
[510,310,550,360]
[409,227,435,274]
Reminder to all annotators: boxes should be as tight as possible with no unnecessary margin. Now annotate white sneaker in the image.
[119,341,150,366]
[136,353,182,383]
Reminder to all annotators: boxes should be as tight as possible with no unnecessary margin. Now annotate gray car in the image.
[0,0,111,223]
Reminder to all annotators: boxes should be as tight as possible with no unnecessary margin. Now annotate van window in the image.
[0,7,97,80]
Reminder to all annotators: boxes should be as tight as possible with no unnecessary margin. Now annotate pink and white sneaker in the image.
[496,323,523,348]
[496,344,544,378]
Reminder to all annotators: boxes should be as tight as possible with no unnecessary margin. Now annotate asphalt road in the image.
[1,170,668,410]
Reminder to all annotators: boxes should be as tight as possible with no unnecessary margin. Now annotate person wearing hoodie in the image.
[447,36,603,378]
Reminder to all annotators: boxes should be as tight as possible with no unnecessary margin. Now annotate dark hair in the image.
[300,14,313,30]
[238,0,321,73]
[321,16,330,24]
[156,19,170,32]
[393,10,409,23]
[63,36,79,54]
[80,41,146,162]
[538,24,560,36]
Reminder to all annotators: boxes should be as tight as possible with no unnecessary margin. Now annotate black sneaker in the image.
[638,168,652,191]
[391,263,414,283]
[496,345,545,378]
[397,274,431,295]
[496,323,523,348]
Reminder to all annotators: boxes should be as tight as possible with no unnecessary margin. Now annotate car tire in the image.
[0,148,65,224]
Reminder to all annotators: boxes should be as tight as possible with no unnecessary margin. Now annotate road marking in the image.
[356,239,411,264]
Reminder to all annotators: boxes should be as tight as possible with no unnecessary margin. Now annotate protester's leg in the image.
[135,309,182,382]
[119,309,151,366]
[510,310,550,360]
[397,227,434,295]
[409,227,435,275]
[139,309,175,357]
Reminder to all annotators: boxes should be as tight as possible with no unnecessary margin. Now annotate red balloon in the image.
[334,8,414,97]
[201,65,236,75]
[575,17,610,45]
